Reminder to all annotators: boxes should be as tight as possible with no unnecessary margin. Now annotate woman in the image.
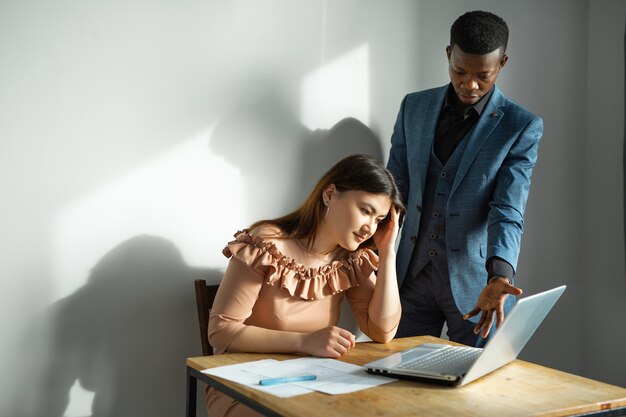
[206,154,405,417]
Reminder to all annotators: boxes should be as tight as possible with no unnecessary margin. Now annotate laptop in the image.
[364,285,566,386]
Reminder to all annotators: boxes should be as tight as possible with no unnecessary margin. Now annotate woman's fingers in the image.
[305,326,356,358]
[328,327,356,356]
[337,328,356,348]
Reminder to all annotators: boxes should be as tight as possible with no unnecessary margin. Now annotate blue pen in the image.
[259,374,317,386]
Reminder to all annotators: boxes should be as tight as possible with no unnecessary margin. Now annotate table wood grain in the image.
[187,336,626,417]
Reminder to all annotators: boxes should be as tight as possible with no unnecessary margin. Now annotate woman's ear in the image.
[322,184,336,206]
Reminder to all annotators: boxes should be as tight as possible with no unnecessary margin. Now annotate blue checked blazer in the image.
[387,84,543,320]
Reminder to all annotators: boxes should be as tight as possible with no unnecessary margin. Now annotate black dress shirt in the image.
[434,85,492,164]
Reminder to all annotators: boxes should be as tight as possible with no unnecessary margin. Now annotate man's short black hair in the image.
[450,10,508,56]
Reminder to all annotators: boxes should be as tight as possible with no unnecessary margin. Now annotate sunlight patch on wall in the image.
[64,379,95,417]
[52,127,245,301]
[300,43,369,130]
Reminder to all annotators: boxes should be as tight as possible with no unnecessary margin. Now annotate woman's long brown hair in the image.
[249,154,405,251]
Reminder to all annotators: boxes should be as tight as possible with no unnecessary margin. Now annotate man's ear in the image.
[500,53,509,69]
[446,45,451,60]
[322,184,336,205]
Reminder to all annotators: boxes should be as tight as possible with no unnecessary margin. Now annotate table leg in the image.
[186,367,197,417]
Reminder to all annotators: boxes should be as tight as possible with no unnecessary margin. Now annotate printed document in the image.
[201,357,395,398]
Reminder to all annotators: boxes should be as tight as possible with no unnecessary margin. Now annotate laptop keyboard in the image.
[398,346,482,375]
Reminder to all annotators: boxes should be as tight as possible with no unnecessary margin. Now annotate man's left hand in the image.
[463,277,523,338]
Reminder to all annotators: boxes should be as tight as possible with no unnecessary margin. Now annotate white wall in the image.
[0,1,419,416]
[0,1,624,416]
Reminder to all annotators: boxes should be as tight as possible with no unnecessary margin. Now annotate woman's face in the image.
[324,187,392,251]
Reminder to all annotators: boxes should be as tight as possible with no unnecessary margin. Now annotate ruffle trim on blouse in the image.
[222,229,378,300]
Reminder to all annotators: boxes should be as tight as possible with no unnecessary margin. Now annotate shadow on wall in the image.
[26,236,222,417]
[209,91,383,339]
[16,94,384,417]
[210,92,383,218]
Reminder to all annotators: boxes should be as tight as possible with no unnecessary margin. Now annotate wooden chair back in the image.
[194,279,220,356]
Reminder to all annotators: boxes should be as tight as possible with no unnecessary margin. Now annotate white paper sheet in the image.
[201,357,396,398]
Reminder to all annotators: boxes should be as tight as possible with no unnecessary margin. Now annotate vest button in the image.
[429,233,437,239]
[433,212,440,219]
[440,171,447,178]
[428,250,436,257]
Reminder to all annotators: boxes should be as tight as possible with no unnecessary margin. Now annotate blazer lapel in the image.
[450,86,506,196]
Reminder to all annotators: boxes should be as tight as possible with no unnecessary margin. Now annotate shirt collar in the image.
[444,84,494,116]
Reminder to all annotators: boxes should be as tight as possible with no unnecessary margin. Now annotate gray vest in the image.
[407,137,469,281]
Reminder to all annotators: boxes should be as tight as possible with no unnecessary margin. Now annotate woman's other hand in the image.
[301,326,356,358]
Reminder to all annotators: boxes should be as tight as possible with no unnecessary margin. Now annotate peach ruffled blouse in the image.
[207,229,399,355]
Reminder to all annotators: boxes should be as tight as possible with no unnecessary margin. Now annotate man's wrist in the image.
[487,257,514,284]
[487,275,512,285]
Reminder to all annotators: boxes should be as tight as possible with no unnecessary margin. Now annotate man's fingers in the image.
[481,311,495,338]
[464,307,480,320]
[473,311,487,334]
[503,284,523,296]
[495,304,505,328]
[466,281,522,339]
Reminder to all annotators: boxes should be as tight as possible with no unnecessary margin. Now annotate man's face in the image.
[446,44,508,107]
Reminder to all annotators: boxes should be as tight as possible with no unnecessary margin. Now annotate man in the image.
[387,10,543,346]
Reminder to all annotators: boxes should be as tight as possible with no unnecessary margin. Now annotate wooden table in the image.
[186,336,626,417]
